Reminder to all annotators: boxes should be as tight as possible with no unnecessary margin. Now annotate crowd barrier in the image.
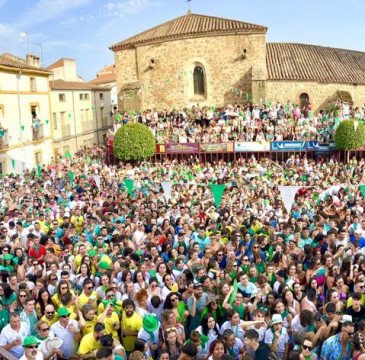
[155,141,337,154]
[105,140,365,164]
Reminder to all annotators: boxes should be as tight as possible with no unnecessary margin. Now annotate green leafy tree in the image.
[334,119,365,150]
[113,123,155,161]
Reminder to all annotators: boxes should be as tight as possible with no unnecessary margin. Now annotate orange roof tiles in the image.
[110,13,267,50]
[267,43,365,84]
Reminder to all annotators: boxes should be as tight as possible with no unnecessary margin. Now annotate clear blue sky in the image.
[1,0,364,81]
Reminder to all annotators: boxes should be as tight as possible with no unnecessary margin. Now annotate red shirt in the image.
[28,245,46,263]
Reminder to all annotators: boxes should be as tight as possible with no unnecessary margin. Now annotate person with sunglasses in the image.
[50,307,81,359]
[299,337,317,360]
[19,335,42,360]
[320,320,355,360]
[35,320,64,360]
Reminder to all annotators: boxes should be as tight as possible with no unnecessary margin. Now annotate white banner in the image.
[354,120,359,132]
[161,181,173,202]
[93,175,101,190]
[278,186,302,214]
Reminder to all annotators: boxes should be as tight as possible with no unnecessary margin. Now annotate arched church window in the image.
[299,93,309,109]
[193,66,205,95]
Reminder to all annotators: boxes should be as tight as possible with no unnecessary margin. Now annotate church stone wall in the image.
[266,80,365,112]
[114,33,267,111]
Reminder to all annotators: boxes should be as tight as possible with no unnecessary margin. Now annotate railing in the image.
[62,124,71,137]
[32,124,44,141]
[0,130,9,149]
[82,121,94,132]
[0,346,18,360]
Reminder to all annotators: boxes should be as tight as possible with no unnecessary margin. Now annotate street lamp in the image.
[20,32,30,54]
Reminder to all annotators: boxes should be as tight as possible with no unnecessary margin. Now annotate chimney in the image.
[26,54,40,68]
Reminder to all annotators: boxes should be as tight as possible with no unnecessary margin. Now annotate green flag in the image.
[45,119,49,125]
[65,153,72,159]
[68,171,74,186]
[246,93,249,100]
[68,114,72,118]
[21,125,25,131]
[124,179,134,196]
[178,301,186,320]
[37,165,41,178]
[210,184,225,209]
[360,185,365,198]
[149,269,157,278]
[11,160,15,170]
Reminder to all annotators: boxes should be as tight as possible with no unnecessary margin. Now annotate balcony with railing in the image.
[82,121,94,132]
[0,129,8,149]
[62,124,71,138]
[32,124,44,141]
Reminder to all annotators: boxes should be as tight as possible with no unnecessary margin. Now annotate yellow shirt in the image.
[347,294,365,307]
[120,311,143,351]
[40,314,58,327]
[78,331,101,355]
[71,215,84,234]
[98,312,119,340]
[81,315,98,336]
[78,291,98,311]
[52,290,75,309]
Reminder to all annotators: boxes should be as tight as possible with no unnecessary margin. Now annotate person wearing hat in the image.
[264,314,289,360]
[50,307,81,359]
[19,336,42,360]
[138,314,160,357]
[78,322,106,358]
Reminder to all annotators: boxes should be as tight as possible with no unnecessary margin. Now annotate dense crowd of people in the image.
[2,143,365,360]
[113,99,365,144]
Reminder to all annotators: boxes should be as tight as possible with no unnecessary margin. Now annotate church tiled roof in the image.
[110,13,267,50]
[267,43,365,84]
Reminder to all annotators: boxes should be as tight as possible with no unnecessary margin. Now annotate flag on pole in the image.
[124,179,134,196]
[68,171,74,186]
[210,184,225,209]
[93,175,101,190]
[278,186,302,214]
[161,181,173,202]
[359,185,365,198]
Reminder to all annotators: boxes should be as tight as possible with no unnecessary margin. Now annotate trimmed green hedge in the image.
[113,123,155,161]
[334,119,365,150]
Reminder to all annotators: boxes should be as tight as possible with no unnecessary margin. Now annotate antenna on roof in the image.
[185,0,192,14]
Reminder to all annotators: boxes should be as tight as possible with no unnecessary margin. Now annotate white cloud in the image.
[17,0,93,28]
[101,0,156,18]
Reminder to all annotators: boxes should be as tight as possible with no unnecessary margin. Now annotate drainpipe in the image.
[72,90,78,150]
[93,91,100,145]
[16,70,25,172]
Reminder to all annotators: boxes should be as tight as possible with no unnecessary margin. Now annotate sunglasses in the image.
[46,312,55,315]
[86,286,93,290]
[107,294,115,298]
[343,329,355,336]
[26,345,39,349]
[19,294,27,297]
[60,314,70,318]
[302,345,312,351]
[40,327,50,331]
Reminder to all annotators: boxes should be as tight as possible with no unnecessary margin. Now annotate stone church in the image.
[110,12,365,112]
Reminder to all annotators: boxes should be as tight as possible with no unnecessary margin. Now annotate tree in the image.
[334,119,365,162]
[334,119,365,150]
[113,123,155,161]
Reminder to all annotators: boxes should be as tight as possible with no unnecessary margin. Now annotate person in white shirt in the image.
[264,314,289,360]
[19,335,44,360]
[50,308,81,359]
[0,313,30,358]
